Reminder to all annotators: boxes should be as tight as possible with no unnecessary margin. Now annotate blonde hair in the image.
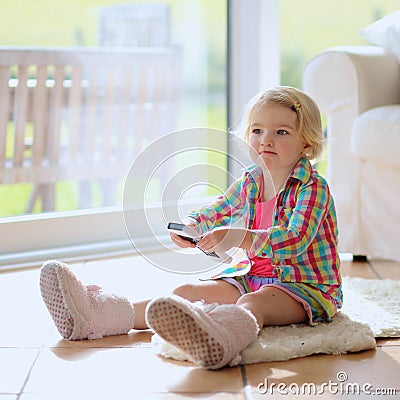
[241,86,324,161]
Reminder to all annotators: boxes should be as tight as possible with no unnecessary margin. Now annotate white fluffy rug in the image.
[341,277,400,337]
[152,277,400,364]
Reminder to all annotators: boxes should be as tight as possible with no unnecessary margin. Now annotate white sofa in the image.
[303,46,400,261]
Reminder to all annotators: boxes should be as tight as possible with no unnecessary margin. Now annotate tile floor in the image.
[0,251,399,399]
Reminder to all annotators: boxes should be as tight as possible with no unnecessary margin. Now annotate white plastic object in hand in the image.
[167,222,233,263]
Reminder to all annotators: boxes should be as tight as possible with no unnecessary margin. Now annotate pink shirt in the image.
[249,190,277,277]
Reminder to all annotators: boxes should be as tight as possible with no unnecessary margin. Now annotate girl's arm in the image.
[196,177,333,258]
[187,173,248,234]
[197,227,253,253]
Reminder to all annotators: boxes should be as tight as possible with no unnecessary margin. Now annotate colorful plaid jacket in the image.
[188,157,342,304]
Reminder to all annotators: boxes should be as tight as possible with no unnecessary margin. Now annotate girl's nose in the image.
[260,131,273,146]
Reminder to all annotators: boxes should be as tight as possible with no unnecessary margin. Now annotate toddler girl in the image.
[40,86,341,370]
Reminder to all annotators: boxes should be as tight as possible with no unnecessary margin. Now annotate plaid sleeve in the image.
[187,174,248,234]
[250,177,331,259]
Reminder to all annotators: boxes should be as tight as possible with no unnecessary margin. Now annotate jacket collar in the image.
[290,157,312,184]
[246,157,312,186]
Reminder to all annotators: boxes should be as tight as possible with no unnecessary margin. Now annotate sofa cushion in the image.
[360,10,400,63]
[351,105,400,166]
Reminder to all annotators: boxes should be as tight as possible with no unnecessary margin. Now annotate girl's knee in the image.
[236,292,252,305]
[173,283,197,300]
[173,280,241,304]
[237,287,308,325]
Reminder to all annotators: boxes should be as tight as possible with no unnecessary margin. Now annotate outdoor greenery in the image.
[0,0,399,216]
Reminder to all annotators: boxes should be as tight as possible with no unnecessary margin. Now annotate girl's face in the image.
[248,102,308,174]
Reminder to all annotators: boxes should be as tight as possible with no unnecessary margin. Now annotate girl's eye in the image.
[252,128,263,135]
[277,129,289,136]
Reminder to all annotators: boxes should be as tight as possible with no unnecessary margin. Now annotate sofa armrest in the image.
[303,46,400,116]
[302,46,400,255]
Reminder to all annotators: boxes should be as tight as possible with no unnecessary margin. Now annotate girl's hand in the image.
[170,232,197,248]
[169,221,200,249]
[197,227,252,252]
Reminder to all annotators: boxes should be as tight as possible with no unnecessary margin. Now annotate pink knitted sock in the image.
[40,260,135,340]
[146,295,259,369]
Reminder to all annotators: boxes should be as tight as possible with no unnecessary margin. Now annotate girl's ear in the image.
[302,143,311,157]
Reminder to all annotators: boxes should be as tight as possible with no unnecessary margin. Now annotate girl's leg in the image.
[173,280,241,304]
[146,294,259,369]
[146,283,308,369]
[40,258,241,336]
[236,286,308,329]
[134,280,241,330]
[40,261,136,340]
[132,300,150,330]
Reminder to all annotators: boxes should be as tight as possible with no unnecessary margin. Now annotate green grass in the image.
[0,181,112,217]
[0,183,34,216]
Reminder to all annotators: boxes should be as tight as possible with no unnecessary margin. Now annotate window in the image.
[0,0,231,268]
[0,0,227,217]
[0,0,280,269]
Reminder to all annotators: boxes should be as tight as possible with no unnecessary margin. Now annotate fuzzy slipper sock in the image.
[40,260,135,340]
[146,295,259,369]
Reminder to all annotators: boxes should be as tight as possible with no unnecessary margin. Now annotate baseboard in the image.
[0,235,171,272]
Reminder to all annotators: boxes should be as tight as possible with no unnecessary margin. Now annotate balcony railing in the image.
[0,46,182,212]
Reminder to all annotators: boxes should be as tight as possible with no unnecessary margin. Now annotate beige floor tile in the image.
[0,264,86,348]
[24,347,243,398]
[380,345,400,362]
[3,252,400,399]
[137,393,246,400]
[246,347,400,398]
[377,338,400,347]
[340,260,377,279]
[43,328,153,348]
[368,260,400,280]
[0,348,39,394]
[0,269,52,348]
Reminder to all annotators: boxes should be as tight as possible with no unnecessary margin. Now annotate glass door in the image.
[0,0,228,218]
